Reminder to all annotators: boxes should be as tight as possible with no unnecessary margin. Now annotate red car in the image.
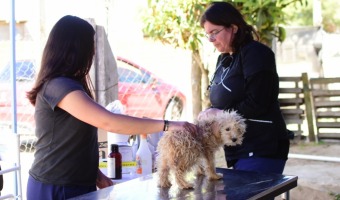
[0,60,36,149]
[116,56,186,120]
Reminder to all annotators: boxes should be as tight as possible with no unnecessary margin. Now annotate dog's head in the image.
[198,108,246,146]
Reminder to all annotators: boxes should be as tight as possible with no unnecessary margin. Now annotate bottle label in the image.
[107,158,116,178]
[136,155,152,175]
[136,155,143,174]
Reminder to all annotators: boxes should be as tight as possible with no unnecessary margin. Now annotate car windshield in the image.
[117,61,152,84]
[0,61,36,82]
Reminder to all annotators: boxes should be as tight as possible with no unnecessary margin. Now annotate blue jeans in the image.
[27,175,96,200]
[234,157,287,174]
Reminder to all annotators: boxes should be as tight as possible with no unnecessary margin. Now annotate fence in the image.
[279,73,340,142]
[309,77,340,140]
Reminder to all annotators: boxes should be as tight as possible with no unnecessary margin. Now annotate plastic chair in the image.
[0,133,22,200]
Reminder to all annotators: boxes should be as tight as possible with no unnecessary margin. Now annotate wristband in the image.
[163,120,169,131]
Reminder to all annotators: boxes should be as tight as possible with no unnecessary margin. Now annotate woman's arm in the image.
[96,168,113,189]
[234,70,278,118]
[234,43,278,118]
[57,90,197,135]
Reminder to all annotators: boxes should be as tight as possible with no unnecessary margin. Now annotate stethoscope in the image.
[207,55,233,92]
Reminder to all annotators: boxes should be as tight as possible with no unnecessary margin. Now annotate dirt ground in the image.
[283,141,340,200]
[215,141,340,200]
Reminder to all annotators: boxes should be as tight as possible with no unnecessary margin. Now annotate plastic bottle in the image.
[107,144,122,179]
[136,134,152,176]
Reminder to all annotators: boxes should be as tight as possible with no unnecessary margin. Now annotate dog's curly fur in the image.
[156,109,246,189]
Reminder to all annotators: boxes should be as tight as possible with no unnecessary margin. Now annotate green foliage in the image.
[282,0,313,26]
[142,0,208,51]
[142,0,308,49]
[232,0,308,45]
[282,0,340,33]
[330,192,340,200]
[336,193,340,200]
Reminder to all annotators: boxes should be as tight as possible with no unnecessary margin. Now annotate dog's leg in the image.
[157,158,172,188]
[203,150,223,180]
[174,167,193,189]
[196,162,205,176]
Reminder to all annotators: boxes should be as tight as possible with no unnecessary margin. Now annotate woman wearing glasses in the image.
[201,2,290,175]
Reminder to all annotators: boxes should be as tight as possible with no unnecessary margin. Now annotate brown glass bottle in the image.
[107,144,122,179]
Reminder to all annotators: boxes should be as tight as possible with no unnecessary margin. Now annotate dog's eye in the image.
[225,127,230,131]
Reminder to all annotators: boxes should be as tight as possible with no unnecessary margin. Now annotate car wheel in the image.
[20,139,36,152]
[164,97,183,120]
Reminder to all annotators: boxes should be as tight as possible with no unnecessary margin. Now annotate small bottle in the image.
[136,134,152,176]
[107,144,122,179]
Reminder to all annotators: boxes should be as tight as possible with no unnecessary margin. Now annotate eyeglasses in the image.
[205,28,224,40]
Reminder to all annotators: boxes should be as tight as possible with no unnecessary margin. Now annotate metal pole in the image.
[10,0,17,135]
[10,1,20,199]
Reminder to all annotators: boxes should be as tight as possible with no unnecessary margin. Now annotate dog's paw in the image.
[196,167,205,176]
[158,180,172,188]
[208,173,223,180]
[178,183,194,190]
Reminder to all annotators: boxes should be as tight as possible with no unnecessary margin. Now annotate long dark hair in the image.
[27,15,95,105]
[200,2,259,52]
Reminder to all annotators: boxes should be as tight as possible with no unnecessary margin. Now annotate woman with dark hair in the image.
[201,2,289,175]
[26,15,197,200]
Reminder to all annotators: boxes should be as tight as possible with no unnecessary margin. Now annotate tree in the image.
[142,0,307,119]
[142,0,209,119]
[283,0,313,26]
[233,0,307,45]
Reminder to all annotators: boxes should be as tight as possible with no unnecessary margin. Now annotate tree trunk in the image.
[191,50,202,119]
[201,64,210,110]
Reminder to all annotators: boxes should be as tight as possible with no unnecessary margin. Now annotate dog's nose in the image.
[232,138,237,142]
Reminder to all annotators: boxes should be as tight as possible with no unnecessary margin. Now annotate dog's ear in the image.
[210,121,222,138]
[230,111,247,134]
[237,120,247,134]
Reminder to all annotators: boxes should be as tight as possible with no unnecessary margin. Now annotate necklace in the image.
[207,55,233,91]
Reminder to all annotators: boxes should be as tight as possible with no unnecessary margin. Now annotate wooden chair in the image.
[278,73,315,142]
[0,133,22,200]
[308,77,340,141]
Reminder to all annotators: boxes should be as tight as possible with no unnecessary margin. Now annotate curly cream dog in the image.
[156,108,246,189]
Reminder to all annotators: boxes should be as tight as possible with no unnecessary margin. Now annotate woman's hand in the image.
[168,121,198,136]
[96,169,114,189]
